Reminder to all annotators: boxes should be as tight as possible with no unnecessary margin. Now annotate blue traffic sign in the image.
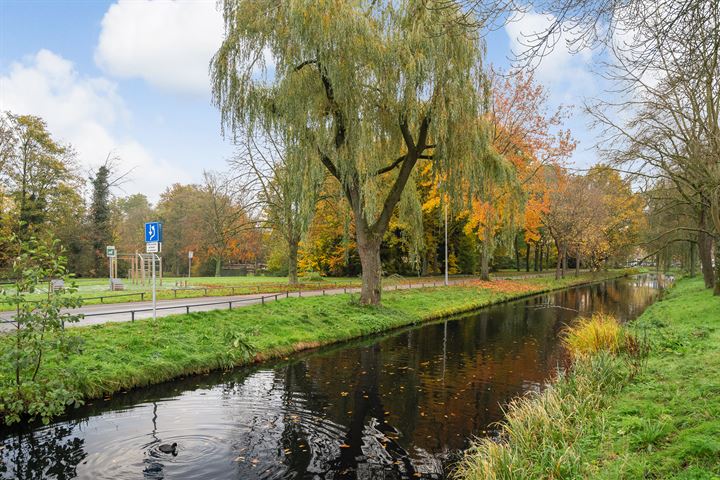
[145,222,163,242]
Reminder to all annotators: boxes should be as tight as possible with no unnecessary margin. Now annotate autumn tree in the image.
[0,113,81,239]
[199,171,254,277]
[231,126,325,284]
[463,69,575,279]
[156,183,205,275]
[114,193,154,255]
[212,0,509,305]
[580,166,645,270]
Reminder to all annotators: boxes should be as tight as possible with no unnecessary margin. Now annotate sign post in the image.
[144,222,163,321]
[106,245,117,289]
[188,251,193,278]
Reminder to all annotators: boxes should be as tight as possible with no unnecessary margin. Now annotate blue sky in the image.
[0,0,605,202]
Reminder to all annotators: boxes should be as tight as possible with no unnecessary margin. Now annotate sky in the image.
[0,0,607,203]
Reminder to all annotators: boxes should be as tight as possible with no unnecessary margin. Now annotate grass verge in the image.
[0,270,631,424]
[453,276,720,480]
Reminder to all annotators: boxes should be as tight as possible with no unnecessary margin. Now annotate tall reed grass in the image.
[562,313,623,358]
[453,354,626,479]
[453,313,646,479]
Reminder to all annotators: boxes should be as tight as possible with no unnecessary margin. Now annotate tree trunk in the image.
[698,209,715,288]
[481,240,490,281]
[714,239,720,296]
[562,245,567,279]
[575,253,580,277]
[357,228,382,305]
[554,240,562,280]
[214,257,222,277]
[525,242,531,272]
[698,231,715,288]
[534,241,539,271]
[514,234,520,271]
[689,241,696,277]
[288,239,299,285]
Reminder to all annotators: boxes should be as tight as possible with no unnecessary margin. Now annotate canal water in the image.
[0,275,665,479]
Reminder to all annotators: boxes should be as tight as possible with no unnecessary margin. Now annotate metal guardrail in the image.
[0,291,147,305]
[0,278,477,325]
[0,276,463,306]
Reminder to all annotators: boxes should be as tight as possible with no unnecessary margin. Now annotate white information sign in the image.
[146,242,160,253]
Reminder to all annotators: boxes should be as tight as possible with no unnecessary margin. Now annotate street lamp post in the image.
[444,203,449,286]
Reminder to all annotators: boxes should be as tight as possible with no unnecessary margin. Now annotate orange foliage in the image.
[467,278,538,294]
[464,70,576,244]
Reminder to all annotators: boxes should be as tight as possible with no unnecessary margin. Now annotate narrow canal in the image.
[1,274,666,479]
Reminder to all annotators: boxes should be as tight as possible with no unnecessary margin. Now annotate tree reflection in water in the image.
[1,423,85,480]
[0,275,663,479]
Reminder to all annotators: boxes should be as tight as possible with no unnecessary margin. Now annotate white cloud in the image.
[0,49,190,200]
[505,11,595,99]
[95,0,224,95]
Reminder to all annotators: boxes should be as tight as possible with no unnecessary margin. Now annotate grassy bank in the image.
[0,274,475,311]
[0,270,629,423]
[454,277,720,479]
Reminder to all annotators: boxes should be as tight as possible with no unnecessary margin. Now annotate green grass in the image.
[454,277,720,480]
[0,270,628,422]
[0,274,476,311]
[584,278,720,479]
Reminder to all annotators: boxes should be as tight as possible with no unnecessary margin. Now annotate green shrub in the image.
[0,236,84,425]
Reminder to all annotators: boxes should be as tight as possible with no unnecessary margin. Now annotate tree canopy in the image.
[211,0,511,303]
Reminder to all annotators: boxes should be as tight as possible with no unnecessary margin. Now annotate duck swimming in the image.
[158,442,178,455]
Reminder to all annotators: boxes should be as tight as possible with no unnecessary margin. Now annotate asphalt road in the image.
[0,271,564,332]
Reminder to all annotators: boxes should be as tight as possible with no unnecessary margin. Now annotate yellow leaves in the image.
[422,195,440,212]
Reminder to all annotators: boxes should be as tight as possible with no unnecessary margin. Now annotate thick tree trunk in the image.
[214,257,222,277]
[689,241,696,277]
[357,228,382,305]
[481,240,490,281]
[525,242,531,272]
[288,240,299,285]
[575,253,580,277]
[698,209,715,288]
[562,246,567,279]
[534,241,539,272]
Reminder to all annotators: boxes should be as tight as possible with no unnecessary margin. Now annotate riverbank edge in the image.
[454,276,720,479]
[1,269,636,425]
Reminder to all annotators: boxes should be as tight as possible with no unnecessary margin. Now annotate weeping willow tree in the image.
[212,0,509,304]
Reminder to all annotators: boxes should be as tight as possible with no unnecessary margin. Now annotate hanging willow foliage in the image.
[212,0,515,303]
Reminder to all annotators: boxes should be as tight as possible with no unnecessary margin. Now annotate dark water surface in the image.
[1,275,666,479]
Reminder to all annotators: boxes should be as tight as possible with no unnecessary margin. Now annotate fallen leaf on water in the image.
[339,444,351,448]
[340,392,349,397]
